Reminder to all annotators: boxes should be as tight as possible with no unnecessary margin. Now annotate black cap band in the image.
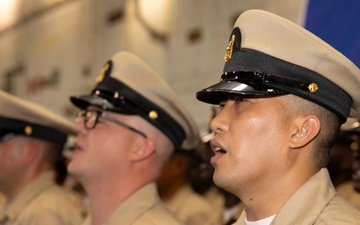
[0,117,68,144]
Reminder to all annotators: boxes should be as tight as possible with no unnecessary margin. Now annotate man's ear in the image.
[22,140,40,165]
[130,138,156,162]
[289,115,320,149]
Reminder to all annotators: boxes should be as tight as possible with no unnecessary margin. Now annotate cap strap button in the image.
[308,83,318,93]
[24,126,33,136]
[149,110,158,120]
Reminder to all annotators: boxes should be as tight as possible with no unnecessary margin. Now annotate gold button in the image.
[114,91,119,98]
[149,110,158,120]
[308,83,318,93]
[24,126,32,136]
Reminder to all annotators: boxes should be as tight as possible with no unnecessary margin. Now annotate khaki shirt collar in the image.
[236,168,335,225]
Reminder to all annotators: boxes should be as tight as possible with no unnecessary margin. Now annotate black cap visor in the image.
[197,80,287,104]
[197,70,291,104]
[70,93,133,114]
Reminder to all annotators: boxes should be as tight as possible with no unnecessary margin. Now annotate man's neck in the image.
[84,178,147,225]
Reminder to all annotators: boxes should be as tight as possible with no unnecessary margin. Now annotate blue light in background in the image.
[305,0,360,67]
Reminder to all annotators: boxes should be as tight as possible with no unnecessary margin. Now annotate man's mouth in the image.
[210,141,227,165]
[210,139,227,154]
[72,142,84,152]
[214,146,227,155]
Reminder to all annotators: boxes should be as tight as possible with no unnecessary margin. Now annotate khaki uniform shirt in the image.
[0,193,5,219]
[83,183,184,225]
[0,172,83,225]
[222,203,244,225]
[166,184,217,225]
[336,181,360,211]
[204,186,225,224]
[234,168,360,225]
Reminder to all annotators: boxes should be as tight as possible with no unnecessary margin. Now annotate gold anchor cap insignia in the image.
[224,34,235,62]
[96,63,110,83]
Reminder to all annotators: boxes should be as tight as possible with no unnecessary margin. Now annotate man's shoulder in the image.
[316,194,360,224]
[21,184,83,220]
[34,184,80,206]
[6,187,83,225]
[173,185,213,211]
[146,202,184,224]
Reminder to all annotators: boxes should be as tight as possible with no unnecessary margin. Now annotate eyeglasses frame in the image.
[77,109,147,138]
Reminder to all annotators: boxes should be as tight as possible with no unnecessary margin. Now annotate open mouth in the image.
[210,146,226,164]
[66,145,76,151]
[210,140,227,164]
[72,142,84,152]
[214,146,227,155]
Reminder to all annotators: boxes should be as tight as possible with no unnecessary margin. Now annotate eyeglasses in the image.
[0,133,16,142]
[76,109,147,138]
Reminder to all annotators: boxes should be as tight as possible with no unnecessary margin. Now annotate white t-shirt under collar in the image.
[245,215,276,225]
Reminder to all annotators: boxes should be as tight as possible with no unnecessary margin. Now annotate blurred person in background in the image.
[67,51,199,225]
[327,130,354,187]
[336,125,360,210]
[156,148,217,225]
[0,89,83,225]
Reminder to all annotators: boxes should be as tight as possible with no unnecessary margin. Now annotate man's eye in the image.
[218,102,226,110]
[235,97,245,103]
